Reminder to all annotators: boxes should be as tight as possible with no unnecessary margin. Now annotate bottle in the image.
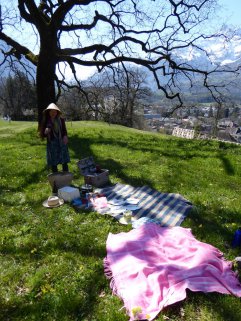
[231,228,241,248]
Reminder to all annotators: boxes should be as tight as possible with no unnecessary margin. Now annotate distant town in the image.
[144,103,241,144]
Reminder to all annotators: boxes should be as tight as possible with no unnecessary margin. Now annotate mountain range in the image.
[147,33,241,104]
[1,30,241,104]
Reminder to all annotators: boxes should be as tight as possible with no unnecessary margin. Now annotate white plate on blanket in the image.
[125,197,140,205]
[125,205,141,211]
[108,199,125,206]
[108,205,127,214]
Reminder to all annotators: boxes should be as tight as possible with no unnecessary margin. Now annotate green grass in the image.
[0,119,241,321]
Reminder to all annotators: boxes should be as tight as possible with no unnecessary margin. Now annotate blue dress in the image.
[45,117,70,167]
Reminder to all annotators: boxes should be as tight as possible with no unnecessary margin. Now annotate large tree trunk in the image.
[37,31,57,126]
[36,57,56,125]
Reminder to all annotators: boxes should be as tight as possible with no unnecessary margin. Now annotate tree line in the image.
[0,66,151,129]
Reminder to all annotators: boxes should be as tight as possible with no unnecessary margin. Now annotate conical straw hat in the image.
[43,103,62,113]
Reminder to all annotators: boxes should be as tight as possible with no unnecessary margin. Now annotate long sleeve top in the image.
[42,116,68,142]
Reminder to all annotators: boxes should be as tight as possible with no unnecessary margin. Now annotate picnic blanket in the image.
[96,183,192,227]
[104,224,241,321]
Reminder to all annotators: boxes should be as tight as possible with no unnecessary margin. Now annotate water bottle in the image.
[231,228,241,248]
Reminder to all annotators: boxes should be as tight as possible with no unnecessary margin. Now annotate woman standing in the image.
[40,103,70,173]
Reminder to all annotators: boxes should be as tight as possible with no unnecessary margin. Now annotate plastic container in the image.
[58,186,80,202]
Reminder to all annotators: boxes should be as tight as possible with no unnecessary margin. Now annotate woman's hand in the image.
[63,135,68,144]
[44,128,51,135]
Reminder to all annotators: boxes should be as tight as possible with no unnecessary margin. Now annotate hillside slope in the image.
[0,120,241,321]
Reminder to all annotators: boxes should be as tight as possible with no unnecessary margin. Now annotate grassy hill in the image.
[0,120,241,321]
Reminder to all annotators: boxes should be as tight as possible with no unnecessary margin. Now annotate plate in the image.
[125,205,141,211]
[126,197,140,205]
[108,199,125,206]
[108,205,126,214]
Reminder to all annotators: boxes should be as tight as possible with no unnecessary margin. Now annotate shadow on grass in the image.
[183,203,240,253]
[163,290,241,321]
[67,132,240,248]
[0,166,47,199]
[1,128,240,321]
[0,215,117,320]
[0,267,109,321]
[1,127,240,195]
[69,133,239,183]
[205,293,241,321]
[69,134,154,188]
[217,153,235,175]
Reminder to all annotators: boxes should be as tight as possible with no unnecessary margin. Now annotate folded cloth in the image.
[104,224,241,321]
[90,196,108,209]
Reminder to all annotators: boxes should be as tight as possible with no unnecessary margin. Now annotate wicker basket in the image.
[77,157,109,187]
[47,172,74,189]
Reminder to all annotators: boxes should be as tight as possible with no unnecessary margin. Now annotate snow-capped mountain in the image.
[146,32,241,103]
[179,32,241,67]
[207,35,241,66]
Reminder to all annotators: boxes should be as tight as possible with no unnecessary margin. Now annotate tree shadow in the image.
[164,290,241,321]
[0,265,109,321]
[1,129,240,321]
[217,153,235,175]
[183,202,241,258]
[69,134,155,188]
[0,166,47,199]
[0,212,117,320]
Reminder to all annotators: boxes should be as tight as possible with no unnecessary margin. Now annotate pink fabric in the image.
[90,196,108,209]
[104,224,241,321]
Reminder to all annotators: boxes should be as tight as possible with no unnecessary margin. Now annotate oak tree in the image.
[0,0,235,125]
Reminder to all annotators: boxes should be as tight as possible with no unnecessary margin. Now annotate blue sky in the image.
[219,0,241,26]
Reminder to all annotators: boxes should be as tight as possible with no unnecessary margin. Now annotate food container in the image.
[58,186,80,202]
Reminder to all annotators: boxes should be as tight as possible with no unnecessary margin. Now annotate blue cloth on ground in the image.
[96,183,192,227]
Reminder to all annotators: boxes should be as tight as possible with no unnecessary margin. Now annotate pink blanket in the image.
[104,224,241,321]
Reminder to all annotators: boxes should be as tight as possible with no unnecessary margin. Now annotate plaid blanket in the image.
[104,224,241,321]
[96,183,192,227]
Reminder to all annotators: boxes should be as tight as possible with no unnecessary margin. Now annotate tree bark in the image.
[36,30,57,125]
[36,55,56,124]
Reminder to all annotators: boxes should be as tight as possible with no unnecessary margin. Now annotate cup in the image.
[123,210,132,222]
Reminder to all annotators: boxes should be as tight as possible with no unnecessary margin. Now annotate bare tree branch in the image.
[0,0,238,124]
